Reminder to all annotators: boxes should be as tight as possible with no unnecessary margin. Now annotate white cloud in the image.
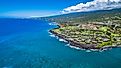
[61,0,121,14]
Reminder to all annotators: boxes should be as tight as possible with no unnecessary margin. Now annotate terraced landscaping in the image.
[51,22,121,50]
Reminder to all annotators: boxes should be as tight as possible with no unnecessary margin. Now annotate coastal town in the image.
[39,8,121,51]
[50,21,121,50]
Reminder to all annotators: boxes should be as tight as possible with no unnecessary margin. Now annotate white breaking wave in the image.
[49,34,56,37]
[69,46,81,50]
[59,38,67,42]
[48,22,57,26]
[86,50,92,52]
[65,44,81,50]
[65,44,70,46]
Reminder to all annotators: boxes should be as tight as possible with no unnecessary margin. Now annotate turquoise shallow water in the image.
[0,18,121,68]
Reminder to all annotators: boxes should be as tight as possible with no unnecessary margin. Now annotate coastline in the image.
[49,23,120,51]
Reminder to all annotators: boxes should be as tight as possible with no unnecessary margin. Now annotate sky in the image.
[0,0,91,18]
[0,0,121,18]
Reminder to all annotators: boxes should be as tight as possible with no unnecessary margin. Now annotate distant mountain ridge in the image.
[34,8,121,23]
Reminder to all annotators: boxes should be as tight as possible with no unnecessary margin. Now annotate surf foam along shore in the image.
[49,30,101,52]
[49,32,100,52]
[48,22,58,26]
[49,33,82,50]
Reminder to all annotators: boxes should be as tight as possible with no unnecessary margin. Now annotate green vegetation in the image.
[37,8,121,24]
[52,22,121,48]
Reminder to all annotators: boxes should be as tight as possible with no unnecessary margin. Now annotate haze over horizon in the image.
[0,0,121,18]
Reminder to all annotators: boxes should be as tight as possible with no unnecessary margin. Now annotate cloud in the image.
[61,0,121,14]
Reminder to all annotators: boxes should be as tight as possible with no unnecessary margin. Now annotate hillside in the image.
[34,8,121,24]
[46,8,121,50]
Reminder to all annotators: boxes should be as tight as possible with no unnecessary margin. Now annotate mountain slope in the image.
[34,8,121,23]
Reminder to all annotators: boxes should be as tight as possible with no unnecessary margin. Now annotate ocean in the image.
[0,18,121,68]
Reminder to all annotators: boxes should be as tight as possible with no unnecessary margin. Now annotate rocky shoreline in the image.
[49,24,120,51]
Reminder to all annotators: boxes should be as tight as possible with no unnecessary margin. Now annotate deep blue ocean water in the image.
[0,18,121,68]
